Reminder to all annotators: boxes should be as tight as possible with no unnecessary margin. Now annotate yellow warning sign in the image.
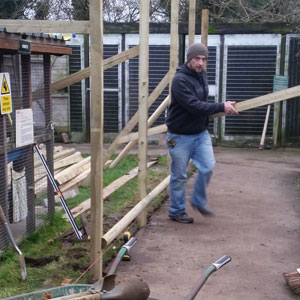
[1,74,10,94]
[1,95,12,113]
[0,73,12,114]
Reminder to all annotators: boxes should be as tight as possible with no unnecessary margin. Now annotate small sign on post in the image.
[0,73,12,115]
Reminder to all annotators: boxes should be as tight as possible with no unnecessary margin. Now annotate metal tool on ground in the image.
[107,236,137,276]
[122,231,131,261]
[185,255,231,300]
[0,204,27,281]
[34,143,83,240]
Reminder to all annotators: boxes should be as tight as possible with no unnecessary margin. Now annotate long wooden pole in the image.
[89,0,104,281]
[201,9,209,47]
[137,0,150,227]
[109,95,170,168]
[212,85,300,118]
[170,0,179,89]
[134,85,300,136]
[102,176,170,248]
[103,71,170,163]
[259,105,271,150]
[188,0,196,46]
[0,19,90,34]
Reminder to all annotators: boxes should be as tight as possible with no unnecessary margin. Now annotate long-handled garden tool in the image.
[48,235,150,300]
[34,143,83,240]
[0,204,27,281]
[185,254,231,300]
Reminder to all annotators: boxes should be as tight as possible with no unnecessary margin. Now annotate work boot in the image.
[169,212,194,223]
[193,205,215,217]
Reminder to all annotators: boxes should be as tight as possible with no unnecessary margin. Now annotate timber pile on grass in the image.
[34,145,92,199]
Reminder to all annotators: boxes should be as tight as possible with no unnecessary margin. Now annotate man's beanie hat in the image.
[187,43,209,62]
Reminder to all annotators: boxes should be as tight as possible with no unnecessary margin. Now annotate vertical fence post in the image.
[137,0,150,227]
[90,0,104,281]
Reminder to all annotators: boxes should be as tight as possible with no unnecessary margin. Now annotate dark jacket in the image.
[166,63,224,134]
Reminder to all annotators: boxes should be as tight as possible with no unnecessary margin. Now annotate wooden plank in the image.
[109,95,170,168]
[212,85,300,118]
[103,71,170,163]
[118,124,168,144]
[34,148,76,168]
[54,151,82,170]
[0,20,90,34]
[89,0,104,281]
[69,161,157,219]
[188,0,196,46]
[32,46,139,101]
[60,168,91,192]
[55,156,91,185]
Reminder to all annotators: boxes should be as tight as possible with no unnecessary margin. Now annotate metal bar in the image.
[34,144,83,240]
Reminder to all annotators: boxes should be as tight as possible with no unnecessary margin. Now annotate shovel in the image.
[0,204,27,281]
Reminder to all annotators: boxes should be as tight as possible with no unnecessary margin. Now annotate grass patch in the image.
[0,154,168,299]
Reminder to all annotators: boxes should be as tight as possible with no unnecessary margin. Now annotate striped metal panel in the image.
[128,45,170,129]
[207,46,217,85]
[69,45,82,132]
[104,44,119,133]
[225,46,277,135]
[207,46,217,134]
[286,37,300,143]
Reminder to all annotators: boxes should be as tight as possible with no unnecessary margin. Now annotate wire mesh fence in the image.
[0,49,61,251]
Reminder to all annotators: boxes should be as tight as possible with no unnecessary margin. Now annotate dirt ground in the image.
[107,147,300,300]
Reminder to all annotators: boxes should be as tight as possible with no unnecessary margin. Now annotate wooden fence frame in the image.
[1,0,299,281]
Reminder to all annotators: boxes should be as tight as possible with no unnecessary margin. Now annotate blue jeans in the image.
[166,130,215,216]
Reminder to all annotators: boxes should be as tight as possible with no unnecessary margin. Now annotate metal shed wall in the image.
[285,36,300,145]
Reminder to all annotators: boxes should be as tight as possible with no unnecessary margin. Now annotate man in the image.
[166,43,238,224]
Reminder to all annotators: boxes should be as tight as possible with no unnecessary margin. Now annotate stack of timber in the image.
[34,145,91,198]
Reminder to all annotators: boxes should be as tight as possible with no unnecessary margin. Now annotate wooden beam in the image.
[212,85,300,118]
[137,0,150,227]
[69,161,157,219]
[55,156,90,185]
[118,124,168,144]
[201,9,209,47]
[0,20,90,34]
[102,175,170,249]
[103,71,170,163]
[89,0,104,281]
[32,46,139,101]
[169,0,179,93]
[109,96,170,168]
[188,0,196,46]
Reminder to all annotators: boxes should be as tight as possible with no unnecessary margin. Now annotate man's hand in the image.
[224,101,238,115]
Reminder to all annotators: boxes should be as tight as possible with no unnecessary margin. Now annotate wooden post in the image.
[201,9,209,47]
[21,55,35,233]
[0,53,8,249]
[168,0,179,170]
[137,0,149,227]
[188,0,196,46]
[89,0,104,281]
[43,54,55,219]
[170,0,179,90]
